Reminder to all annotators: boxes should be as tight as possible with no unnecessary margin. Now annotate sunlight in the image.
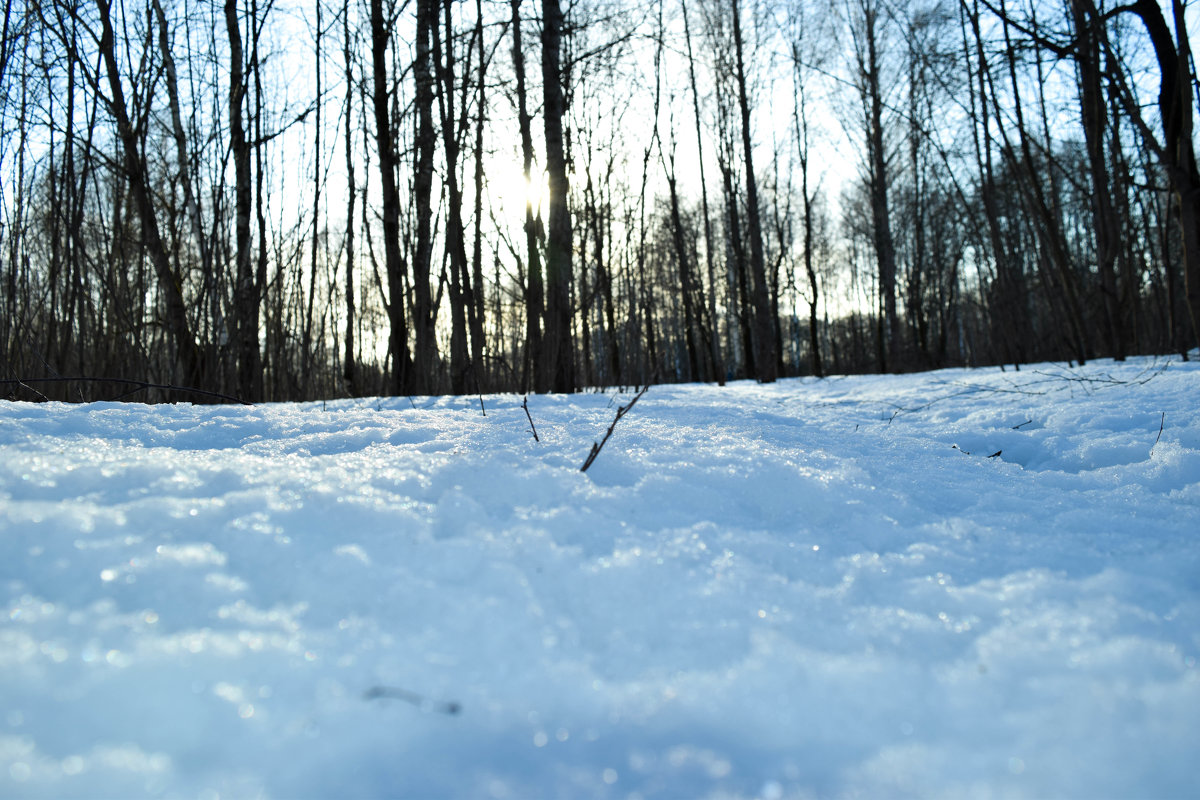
[494,160,551,226]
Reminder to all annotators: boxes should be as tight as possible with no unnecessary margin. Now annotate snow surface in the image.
[1,357,1198,799]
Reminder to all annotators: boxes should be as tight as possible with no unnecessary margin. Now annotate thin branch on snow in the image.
[580,385,649,473]
[363,685,461,715]
[952,444,1003,459]
[1152,412,1166,452]
[523,395,540,442]
[1,376,251,405]
[864,360,1173,423]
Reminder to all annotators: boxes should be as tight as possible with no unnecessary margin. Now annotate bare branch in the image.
[580,385,649,473]
[523,395,539,442]
[363,685,461,715]
[1,377,251,405]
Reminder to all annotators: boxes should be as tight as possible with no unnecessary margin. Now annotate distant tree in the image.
[845,0,899,372]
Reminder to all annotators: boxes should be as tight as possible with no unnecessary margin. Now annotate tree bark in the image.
[95,0,203,387]
[370,0,412,393]
[342,0,357,395]
[1070,0,1124,359]
[853,0,898,371]
[510,0,544,391]
[1115,0,1200,351]
[432,0,471,394]
[731,0,776,382]
[681,0,722,383]
[412,0,439,392]
[791,41,823,378]
[225,0,261,400]
[470,0,488,390]
[541,0,574,392]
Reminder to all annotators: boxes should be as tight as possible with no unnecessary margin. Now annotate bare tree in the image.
[541,0,574,392]
[370,0,413,393]
[846,0,899,371]
[94,0,204,387]
[509,0,544,391]
[730,0,776,382]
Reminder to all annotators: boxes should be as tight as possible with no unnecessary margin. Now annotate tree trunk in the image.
[225,0,262,400]
[470,0,488,390]
[510,0,544,391]
[95,0,203,387]
[731,0,776,382]
[342,0,357,395]
[856,0,898,371]
[1071,0,1124,359]
[791,41,823,378]
[682,0,721,383]
[370,0,412,393]
[1118,0,1200,351]
[412,0,439,392]
[541,0,574,392]
[433,0,471,394]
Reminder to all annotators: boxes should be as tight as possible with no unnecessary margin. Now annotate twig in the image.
[953,443,1003,459]
[0,376,251,405]
[581,385,649,473]
[363,686,461,715]
[868,360,1170,423]
[1012,418,1034,429]
[8,378,50,402]
[1153,412,1165,450]
[473,367,486,416]
[522,395,540,442]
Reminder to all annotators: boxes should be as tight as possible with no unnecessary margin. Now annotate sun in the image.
[492,160,551,227]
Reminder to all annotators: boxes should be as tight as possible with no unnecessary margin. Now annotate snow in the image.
[1,356,1198,799]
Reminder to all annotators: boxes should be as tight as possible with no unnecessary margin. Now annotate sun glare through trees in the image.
[1,0,1198,402]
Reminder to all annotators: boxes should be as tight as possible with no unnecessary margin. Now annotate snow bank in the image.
[2,357,1197,798]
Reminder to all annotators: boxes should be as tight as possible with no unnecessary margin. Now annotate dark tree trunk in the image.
[1117,0,1200,351]
[370,0,412,393]
[1071,0,1124,359]
[95,0,203,387]
[510,0,544,391]
[342,0,357,395]
[412,0,439,392]
[432,0,471,394]
[541,0,574,392]
[470,0,488,390]
[730,0,776,382]
[225,0,260,400]
[858,0,898,371]
[682,0,722,383]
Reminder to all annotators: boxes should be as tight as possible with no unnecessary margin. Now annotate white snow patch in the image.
[1,356,1197,798]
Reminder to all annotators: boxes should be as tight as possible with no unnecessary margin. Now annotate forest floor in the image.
[1,355,1197,798]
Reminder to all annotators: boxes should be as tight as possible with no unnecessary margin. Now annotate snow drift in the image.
[2,357,1198,798]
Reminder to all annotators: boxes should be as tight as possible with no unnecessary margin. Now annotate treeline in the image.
[0,0,1197,403]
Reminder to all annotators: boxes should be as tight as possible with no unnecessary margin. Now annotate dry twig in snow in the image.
[580,385,649,472]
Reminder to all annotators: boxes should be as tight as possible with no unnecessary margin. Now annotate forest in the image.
[0,0,1197,403]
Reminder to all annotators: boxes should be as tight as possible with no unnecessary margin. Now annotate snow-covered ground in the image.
[2,357,1198,799]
